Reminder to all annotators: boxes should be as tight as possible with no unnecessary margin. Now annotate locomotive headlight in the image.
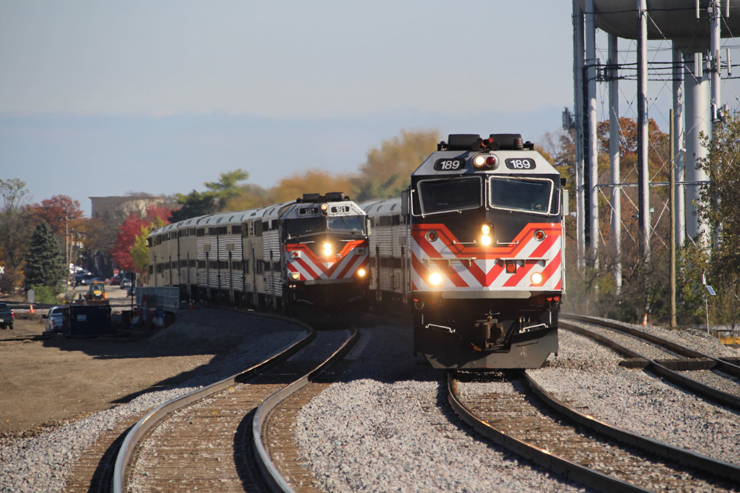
[321,203,328,212]
[323,242,332,256]
[480,224,492,246]
[473,155,486,168]
[530,272,544,285]
[357,268,367,277]
[291,272,300,280]
[429,272,443,286]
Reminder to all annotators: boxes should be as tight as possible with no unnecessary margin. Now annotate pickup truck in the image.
[0,303,14,329]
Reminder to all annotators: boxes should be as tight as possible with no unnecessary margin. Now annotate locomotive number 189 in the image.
[434,158,466,171]
[505,158,536,170]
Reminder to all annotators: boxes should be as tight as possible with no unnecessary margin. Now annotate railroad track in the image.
[447,371,740,492]
[561,314,740,410]
[112,325,358,493]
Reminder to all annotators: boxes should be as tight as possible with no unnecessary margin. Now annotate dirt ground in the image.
[0,314,224,438]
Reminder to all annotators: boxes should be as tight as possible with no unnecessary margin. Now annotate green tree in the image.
[130,226,151,275]
[695,112,740,326]
[0,178,33,292]
[24,222,65,290]
[130,215,168,278]
[170,189,218,222]
[205,169,250,209]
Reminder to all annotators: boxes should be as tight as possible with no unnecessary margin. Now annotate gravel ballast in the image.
[530,326,740,467]
[294,318,588,492]
[0,309,304,493]
[583,316,740,358]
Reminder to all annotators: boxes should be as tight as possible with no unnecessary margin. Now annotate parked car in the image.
[120,278,132,289]
[75,274,93,286]
[0,303,14,330]
[44,306,65,333]
[110,275,121,286]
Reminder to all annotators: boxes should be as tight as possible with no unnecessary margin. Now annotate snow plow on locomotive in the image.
[365,134,566,369]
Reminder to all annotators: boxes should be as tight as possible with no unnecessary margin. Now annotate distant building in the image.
[89,195,178,224]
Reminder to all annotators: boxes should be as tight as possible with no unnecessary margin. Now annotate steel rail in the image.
[111,316,315,493]
[563,313,740,375]
[253,326,360,493]
[524,372,740,482]
[561,320,740,411]
[446,373,649,493]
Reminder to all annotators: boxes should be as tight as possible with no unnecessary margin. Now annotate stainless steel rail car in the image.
[363,134,566,369]
[148,193,370,320]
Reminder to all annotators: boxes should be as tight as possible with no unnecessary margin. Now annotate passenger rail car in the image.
[364,134,566,369]
[148,193,370,321]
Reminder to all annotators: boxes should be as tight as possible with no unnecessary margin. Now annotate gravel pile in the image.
[0,309,304,493]
[530,331,740,467]
[295,318,589,492]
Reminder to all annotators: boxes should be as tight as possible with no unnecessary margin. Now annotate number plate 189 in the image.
[504,158,536,170]
[433,158,465,171]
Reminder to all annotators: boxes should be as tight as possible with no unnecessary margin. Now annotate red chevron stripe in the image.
[412,223,560,259]
[413,233,468,288]
[529,234,558,258]
[538,252,562,286]
[411,250,431,288]
[293,257,321,279]
[503,260,537,287]
[485,261,505,286]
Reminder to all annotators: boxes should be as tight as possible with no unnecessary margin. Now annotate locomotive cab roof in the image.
[412,133,561,178]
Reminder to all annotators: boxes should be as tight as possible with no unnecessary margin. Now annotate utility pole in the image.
[64,210,69,300]
[670,109,677,327]
[637,0,650,260]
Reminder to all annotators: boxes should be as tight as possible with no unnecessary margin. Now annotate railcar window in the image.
[286,217,325,237]
[417,177,482,215]
[327,215,365,234]
[489,177,553,214]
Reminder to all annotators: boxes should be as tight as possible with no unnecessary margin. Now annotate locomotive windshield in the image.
[489,177,553,214]
[328,215,365,234]
[286,217,325,237]
[417,177,482,215]
[286,215,366,237]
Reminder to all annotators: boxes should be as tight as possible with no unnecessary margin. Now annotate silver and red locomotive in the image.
[365,134,565,369]
[148,192,369,322]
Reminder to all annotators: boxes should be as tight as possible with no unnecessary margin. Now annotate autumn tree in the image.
[24,222,65,290]
[267,170,359,204]
[29,195,83,236]
[355,129,440,201]
[0,179,33,292]
[553,117,677,322]
[224,183,272,211]
[111,206,171,272]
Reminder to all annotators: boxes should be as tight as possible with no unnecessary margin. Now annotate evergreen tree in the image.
[24,221,65,289]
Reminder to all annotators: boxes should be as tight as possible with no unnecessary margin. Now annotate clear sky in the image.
[3,1,731,216]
